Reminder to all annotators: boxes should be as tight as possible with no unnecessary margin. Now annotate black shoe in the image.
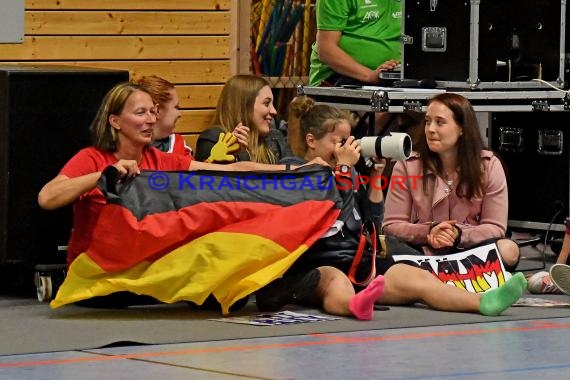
[74,292,159,309]
[255,269,321,312]
[187,294,250,312]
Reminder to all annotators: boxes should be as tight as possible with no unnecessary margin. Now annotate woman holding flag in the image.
[37,81,322,308]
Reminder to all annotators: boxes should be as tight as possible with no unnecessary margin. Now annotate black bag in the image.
[286,170,379,285]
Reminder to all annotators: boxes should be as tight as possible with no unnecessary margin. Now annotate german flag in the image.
[51,166,341,314]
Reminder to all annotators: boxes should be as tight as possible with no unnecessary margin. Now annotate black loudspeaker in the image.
[489,112,570,228]
[0,65,129,271]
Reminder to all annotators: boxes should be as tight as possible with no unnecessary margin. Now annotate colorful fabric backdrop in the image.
[51,166,342,314]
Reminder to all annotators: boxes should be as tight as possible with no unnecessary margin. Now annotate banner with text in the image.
[392,243,511,293]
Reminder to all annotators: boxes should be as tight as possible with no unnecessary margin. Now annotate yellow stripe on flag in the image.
[51,231,310,314]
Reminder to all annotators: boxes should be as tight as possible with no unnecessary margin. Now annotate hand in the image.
[232,123,249,152]
[369,157,387,176]
[112,159,140,179]
[334,136,360,166]
[369,60,400,83]
[206,132,240,163]
[367,157,387,200]
[427,220,458,249]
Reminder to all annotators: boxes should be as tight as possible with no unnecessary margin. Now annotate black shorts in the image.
[375,255,397,276]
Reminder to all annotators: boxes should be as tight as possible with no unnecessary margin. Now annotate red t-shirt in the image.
[171,133,192,156]
[60,146,192,265]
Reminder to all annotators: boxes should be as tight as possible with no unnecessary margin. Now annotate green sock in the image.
[479,272,527,316]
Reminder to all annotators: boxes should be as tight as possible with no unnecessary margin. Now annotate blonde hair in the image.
[89,82,150,152]
[211,75,275,164]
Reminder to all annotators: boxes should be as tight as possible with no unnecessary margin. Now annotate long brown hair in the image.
[211,75,275,164]
[417,93,485,198]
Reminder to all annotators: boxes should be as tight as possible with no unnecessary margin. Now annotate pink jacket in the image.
[382,150,508,252]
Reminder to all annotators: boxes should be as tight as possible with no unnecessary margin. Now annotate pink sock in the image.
[348,275,385,321]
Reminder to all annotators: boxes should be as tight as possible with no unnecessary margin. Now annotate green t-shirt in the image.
[309,0,402,86]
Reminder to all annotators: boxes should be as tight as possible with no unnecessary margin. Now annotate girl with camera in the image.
[255,95,527,319]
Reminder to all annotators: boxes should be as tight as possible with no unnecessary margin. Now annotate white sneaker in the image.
[527,271,563,294]
[549,264,570,296]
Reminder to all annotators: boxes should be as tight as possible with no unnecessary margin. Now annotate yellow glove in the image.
[206,132,240,163]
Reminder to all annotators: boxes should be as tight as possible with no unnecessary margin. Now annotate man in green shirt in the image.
[310,0,402,87]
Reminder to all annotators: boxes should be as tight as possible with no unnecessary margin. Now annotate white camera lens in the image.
[358,132,412,160]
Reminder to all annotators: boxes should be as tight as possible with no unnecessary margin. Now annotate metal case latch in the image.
[371,91,389,112]
[421,27,447,52]
[498,127,524,153]
[402,101,423,112]
[537,129,563,155]
[531,100,550,112]
[430,0,438,11]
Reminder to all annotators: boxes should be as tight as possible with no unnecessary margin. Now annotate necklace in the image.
[443,172,455,193]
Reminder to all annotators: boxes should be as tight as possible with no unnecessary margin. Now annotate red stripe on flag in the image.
[88,200,339,272]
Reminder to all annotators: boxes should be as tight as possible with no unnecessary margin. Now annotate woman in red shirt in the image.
[38,82,319,267]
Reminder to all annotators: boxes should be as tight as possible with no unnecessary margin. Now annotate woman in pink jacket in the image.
[383,93,520,271]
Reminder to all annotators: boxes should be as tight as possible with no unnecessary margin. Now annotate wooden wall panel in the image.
[0,36,229,60]
[26,12,230,35]
[0,0,237,150]
[177,111,217,134]
[39,61,231,84]
[26,1,231,11]
[177,85,224,109]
